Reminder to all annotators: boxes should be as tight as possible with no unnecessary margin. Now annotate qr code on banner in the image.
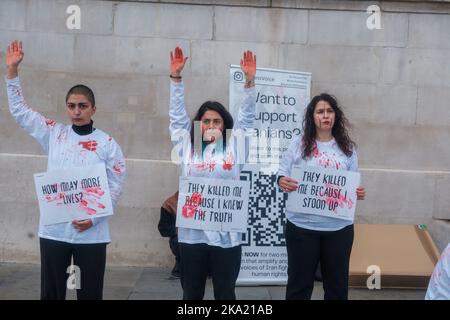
[240,170,287,247]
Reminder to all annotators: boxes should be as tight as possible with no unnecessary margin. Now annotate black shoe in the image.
[171,262,180,278]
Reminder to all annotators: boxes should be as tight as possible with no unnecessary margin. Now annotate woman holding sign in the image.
[5,40,126,300]
[278,93,365,300]
[169,47,256,300]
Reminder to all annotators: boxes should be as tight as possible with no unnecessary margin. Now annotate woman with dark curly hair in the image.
[277,93,366,300]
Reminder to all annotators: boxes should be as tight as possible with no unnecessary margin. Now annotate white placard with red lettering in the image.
[286,166,361,221]
[176,176,250,232]
[34,163,113,225]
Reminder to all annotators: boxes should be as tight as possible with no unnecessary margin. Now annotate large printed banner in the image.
[176,176,250,232]
[287,166,361,222]
[34,163,113,225]
[229,66,311,285]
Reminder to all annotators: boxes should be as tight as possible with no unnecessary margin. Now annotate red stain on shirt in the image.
[194,161,216,172]
[223,153,234,171]
[57,129,68,143]
[79,140,98,151]
[113,161,125,174]
[313,145,320,158]
[45,118,56,127]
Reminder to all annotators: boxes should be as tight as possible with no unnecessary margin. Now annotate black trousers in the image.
[169,235,180,264]
[179,243,241,300]
[285,221,354,300]
[40,238,107,300]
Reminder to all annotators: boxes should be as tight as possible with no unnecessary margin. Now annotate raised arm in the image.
[169,47,191,145]
[236,50,257,130]
[5,40,55,153]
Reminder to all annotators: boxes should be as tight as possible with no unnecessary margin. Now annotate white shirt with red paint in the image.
[426,243,450,300]
[170,80,255,248]
[6,77,126,244]
[278,135,358,231]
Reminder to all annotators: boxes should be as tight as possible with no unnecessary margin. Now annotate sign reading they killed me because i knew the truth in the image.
[176,176,250,232]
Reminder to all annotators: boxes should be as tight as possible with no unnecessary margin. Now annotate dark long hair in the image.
[190,101,234,154]
[302,93,355,159]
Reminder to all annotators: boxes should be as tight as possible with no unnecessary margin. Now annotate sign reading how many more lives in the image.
[286,166,361,222]
[34,163,114,225]
[176,176,250,233]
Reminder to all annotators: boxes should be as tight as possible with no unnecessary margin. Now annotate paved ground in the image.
[0,263,426,300]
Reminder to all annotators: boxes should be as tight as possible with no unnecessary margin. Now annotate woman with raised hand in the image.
[5,40,126,300]
[169,47,256,300]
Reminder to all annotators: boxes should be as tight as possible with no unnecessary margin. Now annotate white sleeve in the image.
[169,80,192,165]
[425,244,450,300]
[169,80,191,145]
[6,76,55,153]
[236,86,256,130]
[228,86,256,171]
[277,135,301,180]
[348,149,359,172]
[91,138,125,227]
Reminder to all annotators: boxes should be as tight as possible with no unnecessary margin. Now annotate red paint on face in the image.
[78,140,98,151]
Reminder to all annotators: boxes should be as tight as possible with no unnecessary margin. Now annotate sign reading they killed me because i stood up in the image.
[176,176,250,232]
[286,166,361,221]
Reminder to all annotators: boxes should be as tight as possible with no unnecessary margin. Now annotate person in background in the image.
[158,191,180,278]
